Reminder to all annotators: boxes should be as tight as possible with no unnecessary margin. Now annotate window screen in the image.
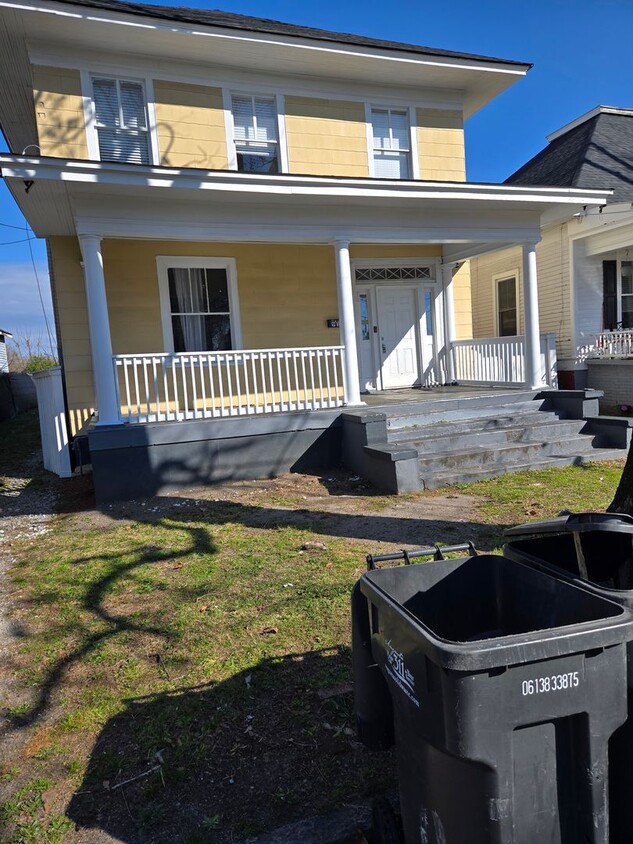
[371,108,410,179]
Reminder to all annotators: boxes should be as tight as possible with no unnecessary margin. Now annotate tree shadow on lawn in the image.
[66,646,393,844]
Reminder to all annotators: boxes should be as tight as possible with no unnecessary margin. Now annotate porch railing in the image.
[113,346,346,424]
[451,333,557,387]
[581,329,633,359]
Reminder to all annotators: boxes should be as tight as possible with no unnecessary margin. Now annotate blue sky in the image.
[1,0,632,349]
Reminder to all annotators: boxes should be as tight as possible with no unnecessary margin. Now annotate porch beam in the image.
[79,234,121,426]
[522,240,542,389]
[441,262,457,383]
[333,239,362,406]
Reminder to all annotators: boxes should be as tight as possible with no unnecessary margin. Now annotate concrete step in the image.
[414,436,612,474]
[424,448,626,490]
[405,420,595,453]
[386,398,552,431]
[390,414,584,447]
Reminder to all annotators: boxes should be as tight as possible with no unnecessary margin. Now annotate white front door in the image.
[376,286,419,388]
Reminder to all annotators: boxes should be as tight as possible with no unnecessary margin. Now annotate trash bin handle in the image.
[366,542,477,570]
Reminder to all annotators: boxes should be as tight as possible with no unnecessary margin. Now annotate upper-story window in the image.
[370,108,411,179]
[92,76,151,165]
[231,94,279,174]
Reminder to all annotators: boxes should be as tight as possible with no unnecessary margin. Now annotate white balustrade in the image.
[583,330,633,359]
[113,346,346,424]
[451,333,557,387]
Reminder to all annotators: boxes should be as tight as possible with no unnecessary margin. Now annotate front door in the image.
[376,286,419,389]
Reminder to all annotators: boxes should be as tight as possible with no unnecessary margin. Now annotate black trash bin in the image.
[504,512,633,844]
[352,548,633,844]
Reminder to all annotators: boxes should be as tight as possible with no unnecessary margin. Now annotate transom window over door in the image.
[231,94,279,173]
[92,76,150,164]
[157,258,241,353]
[370,108,411,179]
[496,275,518,337]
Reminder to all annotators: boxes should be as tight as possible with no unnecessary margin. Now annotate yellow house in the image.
[0,0,611,500]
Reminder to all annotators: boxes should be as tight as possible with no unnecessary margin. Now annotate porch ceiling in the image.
[0,155,610,249]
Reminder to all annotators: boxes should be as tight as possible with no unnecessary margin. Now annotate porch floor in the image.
[361,385,535,408]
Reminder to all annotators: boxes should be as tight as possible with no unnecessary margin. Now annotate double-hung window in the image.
[496,274,518,337]
[370,108,411,179]
[158,259,239,353]
[231,94,279,173]
[92,76,151,165]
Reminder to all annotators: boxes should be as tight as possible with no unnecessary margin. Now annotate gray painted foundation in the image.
[88,410,342,503]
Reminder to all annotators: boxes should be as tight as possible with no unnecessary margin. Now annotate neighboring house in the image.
[0,328,12,372]
[0,0,609,500]
[470,106,633,397]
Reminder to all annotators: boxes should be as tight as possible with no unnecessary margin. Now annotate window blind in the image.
[231,94,278,173]
[371,108,410,179]
[93,77,150,165]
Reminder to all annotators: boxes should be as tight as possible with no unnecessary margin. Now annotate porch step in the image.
[385,396,551,431]
[424,448,625,490]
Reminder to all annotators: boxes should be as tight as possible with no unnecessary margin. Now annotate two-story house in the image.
[0,0,611,501]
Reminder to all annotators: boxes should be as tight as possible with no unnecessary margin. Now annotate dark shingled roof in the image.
[51,0,531,68]
[506,110,633,202]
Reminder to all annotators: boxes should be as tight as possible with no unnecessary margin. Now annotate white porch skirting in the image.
[113,346,346,424]
[451,333,557,388]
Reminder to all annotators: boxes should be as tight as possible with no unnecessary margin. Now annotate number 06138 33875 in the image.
[521,672,580,696]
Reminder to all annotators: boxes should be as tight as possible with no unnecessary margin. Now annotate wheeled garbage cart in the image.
[352,545,633,844]
[504,512,633,844]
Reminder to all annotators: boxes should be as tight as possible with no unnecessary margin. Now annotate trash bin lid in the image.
[505,512,633,539]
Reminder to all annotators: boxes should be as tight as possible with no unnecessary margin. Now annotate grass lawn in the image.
[0,411,626,843]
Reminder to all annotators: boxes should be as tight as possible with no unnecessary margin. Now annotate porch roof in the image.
[0,154,611,250]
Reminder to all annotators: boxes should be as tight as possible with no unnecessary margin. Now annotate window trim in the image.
[493,270,520,337]
[223,87,288,173]
[80,69,160,165]
[156,256,242,353]
[616,251,633,329]
[365,103,418,180]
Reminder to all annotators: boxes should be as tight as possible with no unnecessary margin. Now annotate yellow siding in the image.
[285,96,369,177]
[48,237,94,435]
[453,262,473,339]
[470,246,523,338]
[153,80,228,169]
[416,109,465,181]
[32,66,89,159]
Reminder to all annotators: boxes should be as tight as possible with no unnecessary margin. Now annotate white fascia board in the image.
[0,155,613,207]
[4,0,530,77]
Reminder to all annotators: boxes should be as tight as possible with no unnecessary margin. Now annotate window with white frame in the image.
[370,108,411,179]
[91,76,150,164]
[231,94,279,174]
[621,259,633,328]
[157,260,239,353]
[495,274,518,337]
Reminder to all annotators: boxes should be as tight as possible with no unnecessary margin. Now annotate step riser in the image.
[422,450,625,490]
[387,399,551,431]
[406,421,590,453]
[416,438,601,473]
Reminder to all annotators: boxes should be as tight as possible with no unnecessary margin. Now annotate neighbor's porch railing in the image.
[113,346,346,424]
[451,333,557,387]
[581,329,633,359]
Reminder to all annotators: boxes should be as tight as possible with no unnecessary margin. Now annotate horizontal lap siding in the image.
[153,81,228,169]
[471,246,523,338]
[32,66,89,159]
[285,97,369,177]
[48,237,94,435]
[534,224,573,360]
[416,109,465,181]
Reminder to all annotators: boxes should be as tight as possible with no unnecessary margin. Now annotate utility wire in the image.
[0,237,33,245]
[0,220,30,230]
[24,222,55,356]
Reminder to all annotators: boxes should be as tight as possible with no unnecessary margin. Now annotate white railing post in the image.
[441,262,457,383]
[333,239,362,406]
[79,234,122,425]
[522,240,542,389]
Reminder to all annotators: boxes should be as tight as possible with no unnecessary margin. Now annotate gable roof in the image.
[49,0,531,68]
[506,107,633,202]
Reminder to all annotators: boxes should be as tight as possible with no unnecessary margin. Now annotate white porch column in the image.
[333,239,362,405]
[522,240,542,390]
[79,234,121,425]
[441,262,457,383]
